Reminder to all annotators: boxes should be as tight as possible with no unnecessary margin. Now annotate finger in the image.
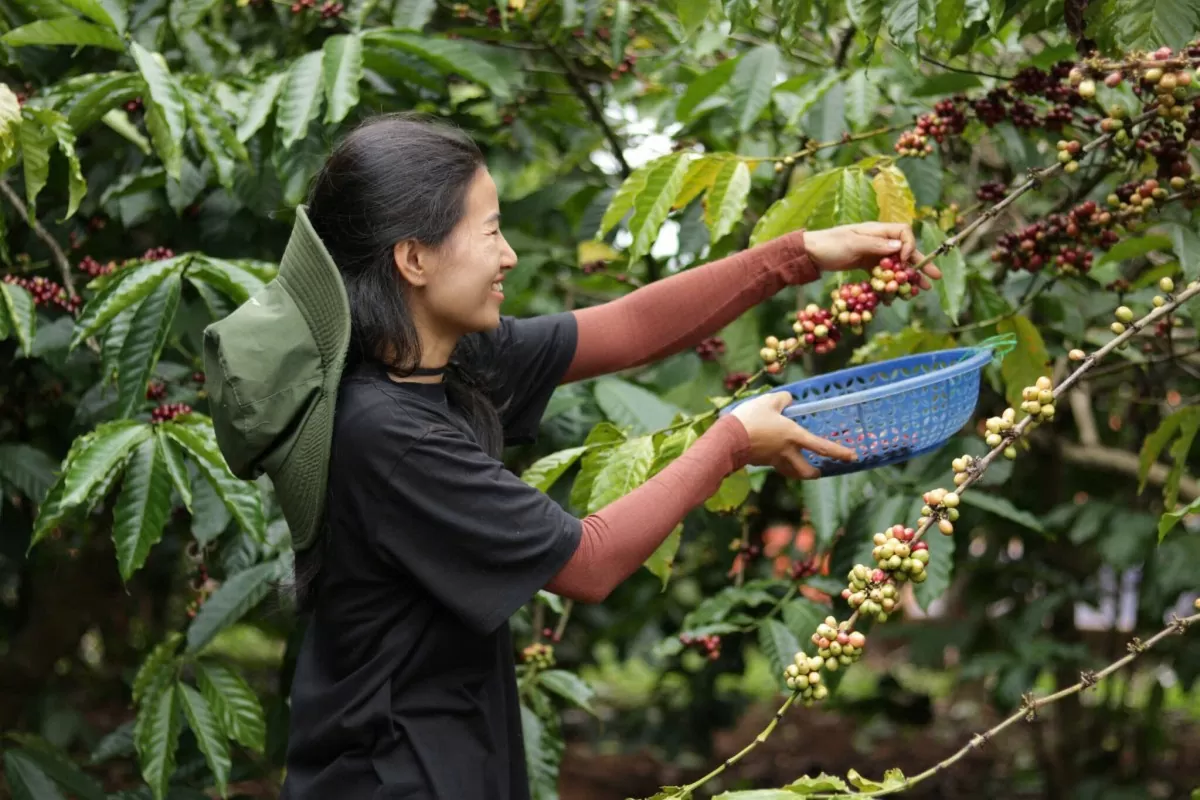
[793,428,857,462]
[784,450,821,480]
[771,456,803,481]
[861,233,905,257]
[899,227,916,263]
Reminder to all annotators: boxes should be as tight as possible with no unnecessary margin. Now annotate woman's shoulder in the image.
[333,374,452,451]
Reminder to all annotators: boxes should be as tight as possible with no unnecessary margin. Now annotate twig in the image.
[0,179,77,298]
[1057,440,1200,502]
[920,54,1012,81]
[552,599,573,641]
[543,44,630,178]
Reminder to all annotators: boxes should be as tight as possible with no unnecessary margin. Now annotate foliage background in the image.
[1,0,1199,798]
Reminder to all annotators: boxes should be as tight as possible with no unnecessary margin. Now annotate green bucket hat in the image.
[202,206,351,552]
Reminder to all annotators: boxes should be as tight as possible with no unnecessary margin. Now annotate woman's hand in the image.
[803,222,942,289]
[729,391,856,480]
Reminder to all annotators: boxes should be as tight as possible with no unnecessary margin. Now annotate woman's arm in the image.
[561,231,817,384]
[544,414,751,602]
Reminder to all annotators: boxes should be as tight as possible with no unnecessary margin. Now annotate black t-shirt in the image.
[280,313,583,800]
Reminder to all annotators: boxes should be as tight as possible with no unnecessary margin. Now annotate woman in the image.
[207,112,939,799]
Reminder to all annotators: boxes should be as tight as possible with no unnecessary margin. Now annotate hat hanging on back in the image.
[202,206,351,552]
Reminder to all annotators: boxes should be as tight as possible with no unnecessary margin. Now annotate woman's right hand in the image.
[729,391,857,480]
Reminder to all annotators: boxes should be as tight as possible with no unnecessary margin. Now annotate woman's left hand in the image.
[803,222,942,289]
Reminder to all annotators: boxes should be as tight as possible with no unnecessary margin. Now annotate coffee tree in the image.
[1,0,1199,798]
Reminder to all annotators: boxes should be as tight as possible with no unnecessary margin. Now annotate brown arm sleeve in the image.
[545,415,751,603]
[562,230,819,384]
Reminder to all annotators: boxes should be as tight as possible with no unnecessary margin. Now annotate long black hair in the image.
[291,112,505,611]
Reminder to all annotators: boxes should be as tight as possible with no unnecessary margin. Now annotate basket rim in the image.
[768,346,994,417]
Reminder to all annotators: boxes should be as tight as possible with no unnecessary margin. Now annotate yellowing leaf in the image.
[673,155,723,210]
[704,159,751,243]
[873,164,916,224]
[995,315,1049,410]
[644,524,682,587]
[577,239,620,266]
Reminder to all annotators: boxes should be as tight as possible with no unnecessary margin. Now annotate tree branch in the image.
[543,44,630,178]
[920,54,1012,81]
[1057,439,1200,502]
[0,179,77,298]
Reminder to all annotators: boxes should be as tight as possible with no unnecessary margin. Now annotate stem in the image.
[552,599,573,641]
[0,178,77,298]
[920,54,1012,81]
[542,44,631,177]
[674,692,800,797]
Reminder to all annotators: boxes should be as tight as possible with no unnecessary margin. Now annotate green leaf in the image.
[72,256,187,348]
[521,705,563,800]
[1,738,104,799]
[157,431,192,513]
[520,446,586,492]
[23,107,86,219]
[848,767,907,792]
[132,637,183,708]
[276,50,325,150]
[729,43,779,133]
[3,750,67,800]
[626,153,690,264]
[801,479,841,548]
[676,56,739,122]
[920,221,966,324]
[781,598,824,645]
[757,618,800,680]
[644,524,682,587]
[112,436,173,580]
[650,424,699,477]
[64,72,142,132]
[704,159,750,243]
[0,443,58,501]
[184,89,248,190]
[783,774,851,794]
[873,164,916,225]
[704,469,752,512]
[186,558,285,652]
[177,684,230,796]
[673,155,724,211]
[130,43,189,179]
[537,670,595,713]
[593,376,682,434]
[913,508,953,612]
[1159,495,1200,541]
[60,421,151,509]
[598,159,654,238]
[0,282,35,356]
[115,275,180,419]
[163,418,265,541]
[587,436,655,513]
[391,0,435,27]
[19,111,54,216]
[995,315,1049,410]
[236,73,286,143]
[568,423,626,512]
[188,255,270,304]
[1166,222,1200,280]
[808,167,878,231]
[884,0,921,52]
[1097,233,1172,266]
[322,34,363,124]
[675,0,709,33]
[1,16,125,49]
[1165,415,1199,511]
[844,69,881,128]
[169,0,217,31]
[193,660,266,752]
[360,31,512,99]
[960,491,1045,534]
[1139,408,1200,495]
[134,679,182,800]
[749,168,841,246]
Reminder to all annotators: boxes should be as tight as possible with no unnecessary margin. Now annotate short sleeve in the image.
[357,418,583,635]
[484,313,578,444]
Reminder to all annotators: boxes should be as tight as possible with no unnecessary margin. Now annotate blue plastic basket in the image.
[720,335,1016,477]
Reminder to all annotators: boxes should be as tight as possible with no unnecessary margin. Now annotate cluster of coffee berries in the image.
[2,275,81,314]
[830,283,878,335]
[977,181,1007,203]
[185,564,218,619]
[790,554,823,581]
[1055,138,1084,173]
[1020,376,1056,421]
[918,488,960,536]
[894,98,968,157]
[124,97,142,114]
[759,334,800,374]
[723,371,751,392]
[77,255,115,278]
[982,408,1018,460]
[694,336,726,361]
[792,305,840,354]
[150,403,192,424]
[522,642,555,669]
[610,52,638,81]
[141,246,175,261]
[319,0,344,18]
[146,380,168,401]
[990,199,1117,276]
[810,617,867,672]
[783,652,828,704]
[871,525,931,583]
[288,0,314,13]
[951,454,976,487]
[1107,178,1171,218]
[679,631,721,660]
[843,564,901,620]
[869,258,922,305]
[1012,61,1077,103]
[1138,127,1197,186]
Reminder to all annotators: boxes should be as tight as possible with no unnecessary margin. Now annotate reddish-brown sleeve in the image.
[562,230,818,384]
[544,415,751,603]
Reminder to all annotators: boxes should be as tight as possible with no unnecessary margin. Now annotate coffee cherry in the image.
[694,336,726,361]
[1111,321,1126,334]
[1159,277,1175,293]
[791,305,840,354]
[1069,349,1085,361]
[1004,445,1017,460]
[522,642,556,669]
[1115,305,1134,323]
[151,403,193,424]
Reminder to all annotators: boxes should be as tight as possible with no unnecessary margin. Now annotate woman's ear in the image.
[393,240,428,287]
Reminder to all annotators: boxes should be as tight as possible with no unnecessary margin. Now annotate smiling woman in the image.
[201,111,933,800]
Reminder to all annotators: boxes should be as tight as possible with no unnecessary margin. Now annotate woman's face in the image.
[407,166,517,337]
